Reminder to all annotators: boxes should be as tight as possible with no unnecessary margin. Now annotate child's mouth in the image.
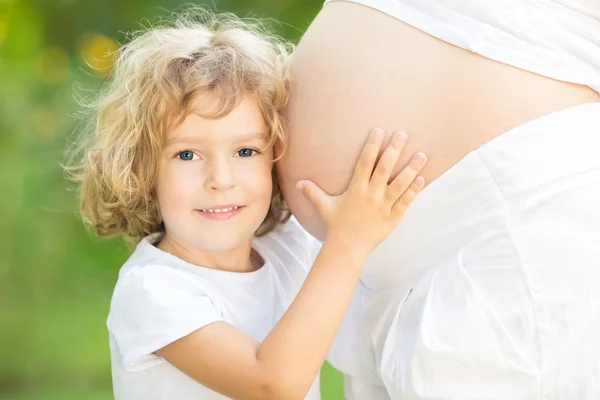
[196,205,245,220]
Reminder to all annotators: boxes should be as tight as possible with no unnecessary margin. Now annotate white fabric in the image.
[324,0,600,94]
[107,217,322,400]
[327,102,600,399]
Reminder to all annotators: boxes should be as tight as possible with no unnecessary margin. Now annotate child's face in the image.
[157,97,273,253]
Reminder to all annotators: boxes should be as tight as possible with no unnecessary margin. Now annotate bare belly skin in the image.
[277,1,600,240]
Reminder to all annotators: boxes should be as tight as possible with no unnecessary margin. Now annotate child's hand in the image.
[296,128,426,256]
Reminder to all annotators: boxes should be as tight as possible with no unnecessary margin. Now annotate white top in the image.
[325,0,600,94]
[107,217,322,400]
[327,102,600,399]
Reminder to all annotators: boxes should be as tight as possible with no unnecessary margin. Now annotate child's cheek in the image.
[249,160,274,203]
[159,163,202,212]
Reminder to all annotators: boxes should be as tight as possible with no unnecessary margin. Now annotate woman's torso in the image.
[327,101,600,399]
[278,0,600,239]
[278,1,600,397]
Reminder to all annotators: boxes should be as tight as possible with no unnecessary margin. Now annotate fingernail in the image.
[396,131,407,143]
[296,181,305,190]
[414,152,427,163]
[372,128,383,138]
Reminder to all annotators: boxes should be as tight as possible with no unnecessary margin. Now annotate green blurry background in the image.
[0,0,344,398]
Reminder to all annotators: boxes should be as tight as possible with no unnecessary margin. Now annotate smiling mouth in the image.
[196,205,244,221]
[199,206,242,213]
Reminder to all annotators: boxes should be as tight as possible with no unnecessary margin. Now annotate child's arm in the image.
[158,129,427,400]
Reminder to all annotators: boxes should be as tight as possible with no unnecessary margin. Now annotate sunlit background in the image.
[0,0,344,398]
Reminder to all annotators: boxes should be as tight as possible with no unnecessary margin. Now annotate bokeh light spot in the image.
[78,33,119,75]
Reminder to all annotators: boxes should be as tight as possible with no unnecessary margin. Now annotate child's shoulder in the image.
[107,243,224,371]
[256,216,322,271]
[111,263,208,321]
[258,216,312,249]
[108,237,223,339]
[267,215,317,242]
[112,235,211,305]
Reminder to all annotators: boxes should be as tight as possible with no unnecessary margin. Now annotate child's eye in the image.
[177,151,197,161]
[236,148,258,157]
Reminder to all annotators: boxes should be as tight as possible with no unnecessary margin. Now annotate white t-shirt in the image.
[325,0,600,95]
[325,103,600,399]
[107,217,322,400]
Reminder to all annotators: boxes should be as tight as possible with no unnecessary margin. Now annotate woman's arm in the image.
[158,129,427,400]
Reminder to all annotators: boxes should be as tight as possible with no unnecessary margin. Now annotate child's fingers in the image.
[296,180,328,216]
[370,131,407,189]
[385,152,427,204]
[349,128,385,187]
[391,175,426,216]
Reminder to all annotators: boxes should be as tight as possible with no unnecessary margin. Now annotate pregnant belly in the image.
[277,1,600,240]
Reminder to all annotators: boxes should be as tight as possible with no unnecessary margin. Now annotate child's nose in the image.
[206,159,235,191]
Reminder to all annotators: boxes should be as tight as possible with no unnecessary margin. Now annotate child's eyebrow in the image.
[165,132,267,147]
[234,132,268,142]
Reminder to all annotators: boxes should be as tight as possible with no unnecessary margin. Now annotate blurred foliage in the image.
[0,0,344,398]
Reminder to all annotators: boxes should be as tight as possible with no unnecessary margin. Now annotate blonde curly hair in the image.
[66,8,293,246]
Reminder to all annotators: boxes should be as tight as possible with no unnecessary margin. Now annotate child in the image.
[67,9,427,400]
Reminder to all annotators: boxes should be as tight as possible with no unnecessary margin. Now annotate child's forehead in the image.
[166,99,269,145]
[166,124,267,145]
